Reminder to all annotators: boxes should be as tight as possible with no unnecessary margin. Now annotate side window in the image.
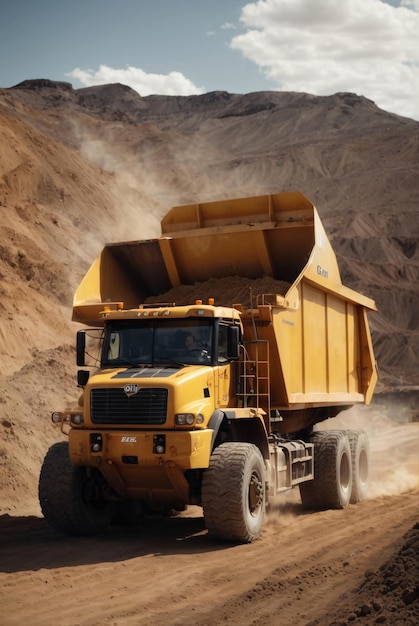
[218,325,228,362]
[106,328,153,363]
[108,332,120,359]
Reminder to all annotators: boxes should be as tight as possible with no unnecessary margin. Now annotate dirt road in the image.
[1,493,417,626]
[1,422,418,626]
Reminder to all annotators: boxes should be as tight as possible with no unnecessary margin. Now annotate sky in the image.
[1,0,418,120]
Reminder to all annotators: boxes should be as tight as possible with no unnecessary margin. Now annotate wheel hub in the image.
[249,473,263,514]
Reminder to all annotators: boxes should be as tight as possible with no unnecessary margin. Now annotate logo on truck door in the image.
[124,384,140,397]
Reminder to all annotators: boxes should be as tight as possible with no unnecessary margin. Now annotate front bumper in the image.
[68,428,213,503]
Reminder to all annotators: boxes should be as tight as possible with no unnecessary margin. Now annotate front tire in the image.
[39,442,113,535]
[300,430,352,510]
[202,442,266,543]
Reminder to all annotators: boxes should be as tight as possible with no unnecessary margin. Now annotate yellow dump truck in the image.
[39,191,377,542]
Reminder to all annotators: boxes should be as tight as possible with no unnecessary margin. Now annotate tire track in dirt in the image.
[0,491,417,626]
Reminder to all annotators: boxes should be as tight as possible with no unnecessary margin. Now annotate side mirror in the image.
[227,326,240,360]
[77,370,90,387]
[76,330,86,366]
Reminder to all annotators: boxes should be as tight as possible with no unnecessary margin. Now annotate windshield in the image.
[102,319,213,367]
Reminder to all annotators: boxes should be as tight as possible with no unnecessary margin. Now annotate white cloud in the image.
[401,0,419,8]
[231,0,419,119]
[221,22,237,30]
[67,64,205,97]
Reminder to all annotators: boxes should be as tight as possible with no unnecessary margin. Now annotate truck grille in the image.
[90,388,168,424]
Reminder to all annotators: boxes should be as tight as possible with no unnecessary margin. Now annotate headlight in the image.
[153,434,166,454]
[71,413,84,425]
[90,433,102,452]
[51,412,61,424]
[175,413,195,425]
[51,411,84,426]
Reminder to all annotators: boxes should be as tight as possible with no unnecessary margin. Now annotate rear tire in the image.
[202,442,266,543]
[299,430,352,510]
[39,442,113,535]
[346,430,369,503]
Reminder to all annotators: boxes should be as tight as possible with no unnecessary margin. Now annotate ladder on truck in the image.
[237,339,271,426]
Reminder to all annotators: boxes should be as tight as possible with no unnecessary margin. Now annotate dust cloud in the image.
[265,403,418,529]
[73,114,273,245]
[73,123,162,243]
[323,405,419,499]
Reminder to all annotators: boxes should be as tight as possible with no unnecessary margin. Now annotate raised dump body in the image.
[40,192,378,543]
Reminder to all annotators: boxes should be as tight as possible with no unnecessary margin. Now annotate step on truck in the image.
[39,191,377,542]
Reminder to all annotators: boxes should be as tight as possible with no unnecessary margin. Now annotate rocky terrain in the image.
[0,79,418,625]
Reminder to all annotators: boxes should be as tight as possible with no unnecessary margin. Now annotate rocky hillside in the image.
[0,78,418,512]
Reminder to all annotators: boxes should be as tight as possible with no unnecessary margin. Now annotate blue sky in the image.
[1,0,418,120]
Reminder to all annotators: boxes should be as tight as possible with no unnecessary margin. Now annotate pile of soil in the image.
[318,523,419,626]
[146,275,292,309]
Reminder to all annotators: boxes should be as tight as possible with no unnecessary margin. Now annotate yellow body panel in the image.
[69,428,213,470]
[69,428,213,502]
[240,275,376,411]
[83,365,219,428]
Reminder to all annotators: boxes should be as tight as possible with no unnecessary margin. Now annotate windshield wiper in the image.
[154,356,186,368]
[104,359,151,369]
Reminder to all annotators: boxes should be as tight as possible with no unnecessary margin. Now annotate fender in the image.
[207,408,269,459]
[207,409,226,450]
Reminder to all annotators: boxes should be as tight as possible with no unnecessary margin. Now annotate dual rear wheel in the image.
[299,429,369,509]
